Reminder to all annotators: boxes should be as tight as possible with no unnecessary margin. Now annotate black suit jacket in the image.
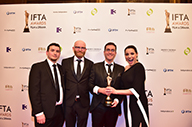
[28,60,65,118]
[62,56,93,107]
[89,61,124,115]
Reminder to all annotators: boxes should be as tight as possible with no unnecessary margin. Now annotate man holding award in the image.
[89,42,124,127]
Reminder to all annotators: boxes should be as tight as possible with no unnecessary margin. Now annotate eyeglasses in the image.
[74,46,86,50]
[105,48,115,52]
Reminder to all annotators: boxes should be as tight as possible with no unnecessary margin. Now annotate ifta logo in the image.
[184,47,191,55]
[91,8,98,16]
[146,8,153,16]
[172,13,189,30]
[23,10,47,32]
[73,26,81,34]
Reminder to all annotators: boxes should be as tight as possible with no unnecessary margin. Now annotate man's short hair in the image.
[104,42,117,51]
[47,43,61,52]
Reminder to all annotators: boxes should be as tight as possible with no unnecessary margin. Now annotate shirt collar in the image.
[74,56,84,62]
[104,61,114,66]
[47,58,57,67]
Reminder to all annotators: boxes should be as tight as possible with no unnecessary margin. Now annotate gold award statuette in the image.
[164,10,172,33]
[105,73,112,107]
[23,10,30,32]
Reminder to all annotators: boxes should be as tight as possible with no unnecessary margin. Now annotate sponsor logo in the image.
[4,66,15,69]
[22,104,27,110]
[0,105,12,120]
[125,29,138,32]
[163,68,174,72]
[19,67,31,69]
[73,26,81,34]
[38,47,46,53]
[184,47,191,55]
[111,9,116,15]
[128,8,136,16]
[5,85,13,91]
[160,110,174,113]
[87,48,102,52]
[146,47,154,55]
[161,49,176,52]
[91,8,98,16]
[6,47,11,53]
[56,27,62,33]
[183,89,191,95]
[6,11,15,15]
[180,69,192,72]
[21,84,28,92]
[146,8,153,16]
[73,10,83,14]
[88,28,101,31]
[108,28,118,32]
[146,69,156,72]
[145,90,153,106]
[163,88,172,95]
[146,27,155,33]
[22,122,29,127]
[181,110,191,114]
[22,48,31,52]
[53,10,67,13]
[4,29,15,32]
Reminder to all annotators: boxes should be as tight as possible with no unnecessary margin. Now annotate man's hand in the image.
[36,113,46,124]
[111,99,118,108]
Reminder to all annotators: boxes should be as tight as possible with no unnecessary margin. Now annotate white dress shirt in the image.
[73,56,84,74]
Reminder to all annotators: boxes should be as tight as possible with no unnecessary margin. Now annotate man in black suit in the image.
[89,42,124,127]
[29,43,64,127]
[62,40,93,127]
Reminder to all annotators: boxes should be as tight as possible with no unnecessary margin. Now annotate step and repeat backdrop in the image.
[0,3,192,127]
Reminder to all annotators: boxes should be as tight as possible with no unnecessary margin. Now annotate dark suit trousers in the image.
[92,103,118,127]
[65,100,89,127]
[35,105,64,127]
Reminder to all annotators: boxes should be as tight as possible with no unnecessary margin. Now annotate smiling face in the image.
[104,45,116,64]
[124,48,138,66]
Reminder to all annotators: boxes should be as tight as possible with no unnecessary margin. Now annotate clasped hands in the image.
[98,86,117,107]
[98,86,116,96]
[106,86,116,96]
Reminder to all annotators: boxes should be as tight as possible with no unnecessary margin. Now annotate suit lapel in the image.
[44,60,55,86]
[111,63,118,87]
[100,61,108,86]
[70,56,77,80]
[78,57,87,81]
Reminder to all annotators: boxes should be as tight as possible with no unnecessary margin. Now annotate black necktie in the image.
[106,64,112,76]
[53,64,60,102]
[77,59,82,80]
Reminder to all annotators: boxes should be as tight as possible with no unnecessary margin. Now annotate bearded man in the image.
[62,40,93,127]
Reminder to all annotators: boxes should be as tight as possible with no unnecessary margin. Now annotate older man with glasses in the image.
[62,40,93,127]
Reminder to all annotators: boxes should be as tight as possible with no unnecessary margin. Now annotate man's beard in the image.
[74,51,85,58]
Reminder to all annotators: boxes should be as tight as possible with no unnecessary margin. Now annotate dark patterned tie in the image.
[77,59,82,80]
[53,64,60,102]
[106,64,112,76]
